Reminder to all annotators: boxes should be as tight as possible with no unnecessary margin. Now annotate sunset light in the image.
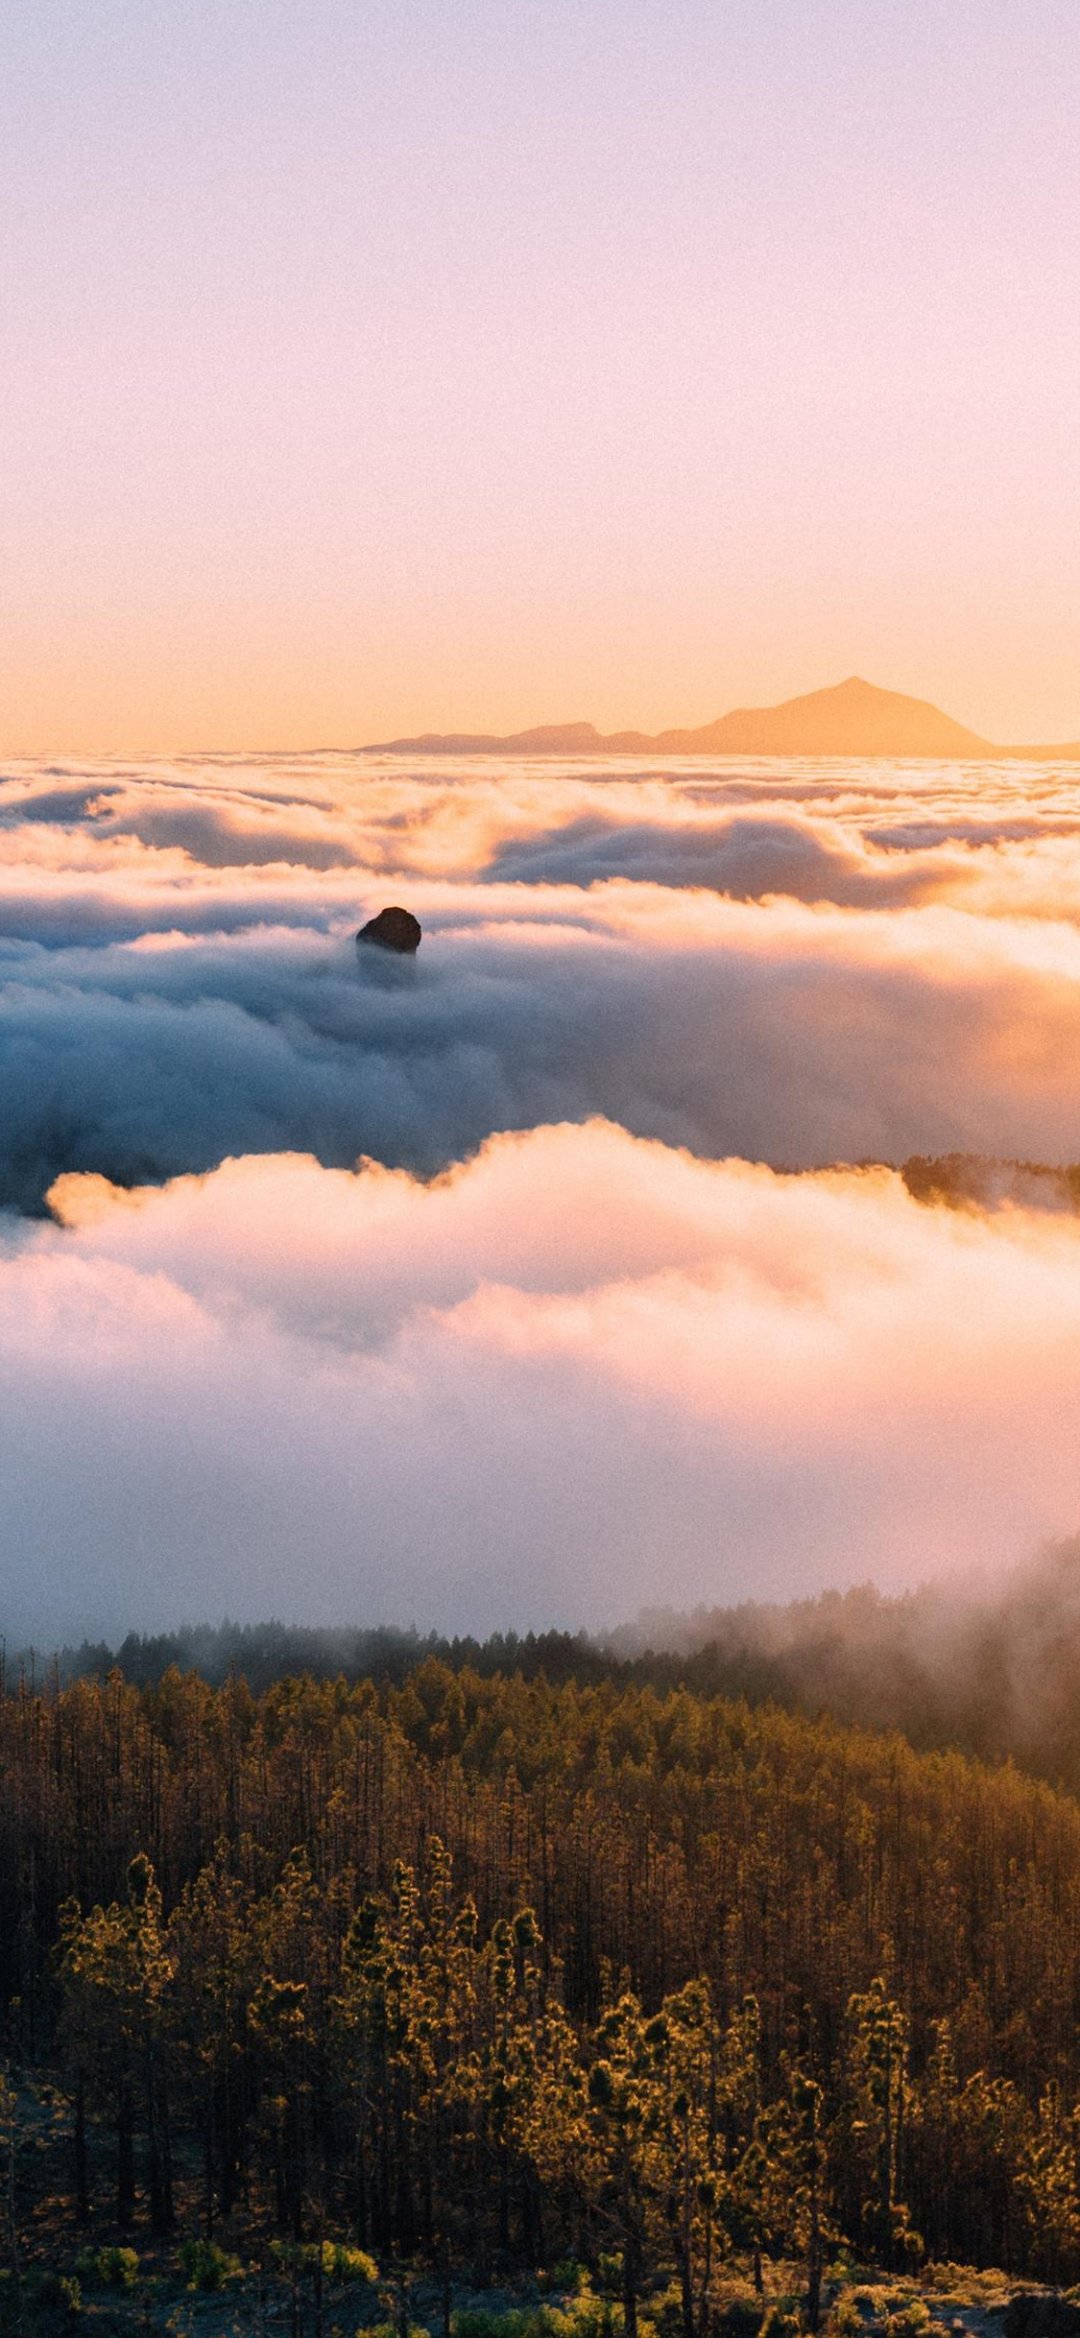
[6,8,1080,2315]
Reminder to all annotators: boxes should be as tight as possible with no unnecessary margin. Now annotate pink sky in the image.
[3,1,1080,752]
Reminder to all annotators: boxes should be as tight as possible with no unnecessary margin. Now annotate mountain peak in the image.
[366,679,1078,759]
[679,675,992,757]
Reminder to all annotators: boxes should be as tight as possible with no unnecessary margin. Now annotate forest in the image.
[43,1533,1080,1795]
[6,1657,1080,2333]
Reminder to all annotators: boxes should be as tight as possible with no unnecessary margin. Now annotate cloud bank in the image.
[4,746,1080,1638]
[5,892,1080,1210]
[5,749,1080,1208]
[3,1121,1080,1645]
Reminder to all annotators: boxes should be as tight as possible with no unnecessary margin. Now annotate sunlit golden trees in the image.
[644,1980,725,2338]
[166,1847,257,2231]
[9,1659,1080,2278]
[840,1978,919,2271]
[1015,2083,1080,2283]
[58,1854,174,2232]
[584,1992,657,2338]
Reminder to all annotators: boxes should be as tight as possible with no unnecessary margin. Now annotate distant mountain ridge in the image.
[367,674,1080,759]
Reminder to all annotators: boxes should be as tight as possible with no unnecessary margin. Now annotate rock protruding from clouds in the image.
[357,906,422,954]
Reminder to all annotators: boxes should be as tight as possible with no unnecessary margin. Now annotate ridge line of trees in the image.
[13,1534,1080,1804]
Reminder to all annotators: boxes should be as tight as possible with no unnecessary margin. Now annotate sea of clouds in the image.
[4,746,1080,1641]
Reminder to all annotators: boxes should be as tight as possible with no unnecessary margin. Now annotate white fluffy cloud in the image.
[6,747,1080,1640]
[3,1121,1080,1644]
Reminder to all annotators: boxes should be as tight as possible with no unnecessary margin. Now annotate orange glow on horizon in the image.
[4,5,1079,756]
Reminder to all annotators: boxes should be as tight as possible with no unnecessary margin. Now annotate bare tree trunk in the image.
[117,2077,136,2230]
[622,2211,640,2338]
[74,2071,90,2225]
[2,2077,21,2294]
[440,2239,452,2338]
[313,2232,324,2338]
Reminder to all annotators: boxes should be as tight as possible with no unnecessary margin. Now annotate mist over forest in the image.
[26,1533,1080,1799]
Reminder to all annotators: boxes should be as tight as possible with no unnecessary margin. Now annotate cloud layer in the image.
[3,1121,1080,1644]
[6,890,1080,1211]
[5,751,1080,1210]
[5,747,1080,1637]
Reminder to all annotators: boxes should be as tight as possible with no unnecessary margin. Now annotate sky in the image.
[3,0,1080,752]
[6,742,1080,1642]
[5,3,1080,1649]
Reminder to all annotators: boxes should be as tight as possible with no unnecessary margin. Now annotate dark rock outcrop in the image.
[356,906,422,955]
[1004,2298,1080,2338]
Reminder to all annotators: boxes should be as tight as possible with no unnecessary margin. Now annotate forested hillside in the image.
[46,1536,1080,1798]
[5,1663,1080,2298]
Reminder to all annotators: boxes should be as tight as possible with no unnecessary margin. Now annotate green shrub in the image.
[74,2248,138,2292]
[922,2271,976,2299]
[553,2301,617,2338]
[179,2238,243,2292]
[885,2309,930,2338]
[271,2240,377,2286]
[271,2239,376,2286]
[568,2299,640,2338]
[549,2266,589,2298]
[319,2242,378,2285]
[649,2283,687,2338]
[453,2315,537,2338]
[759,2310,800,2338]
[453,2304,628,2338]
[0,2270,82,2331]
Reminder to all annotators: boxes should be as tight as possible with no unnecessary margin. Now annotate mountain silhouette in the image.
[368,675,1080,759]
